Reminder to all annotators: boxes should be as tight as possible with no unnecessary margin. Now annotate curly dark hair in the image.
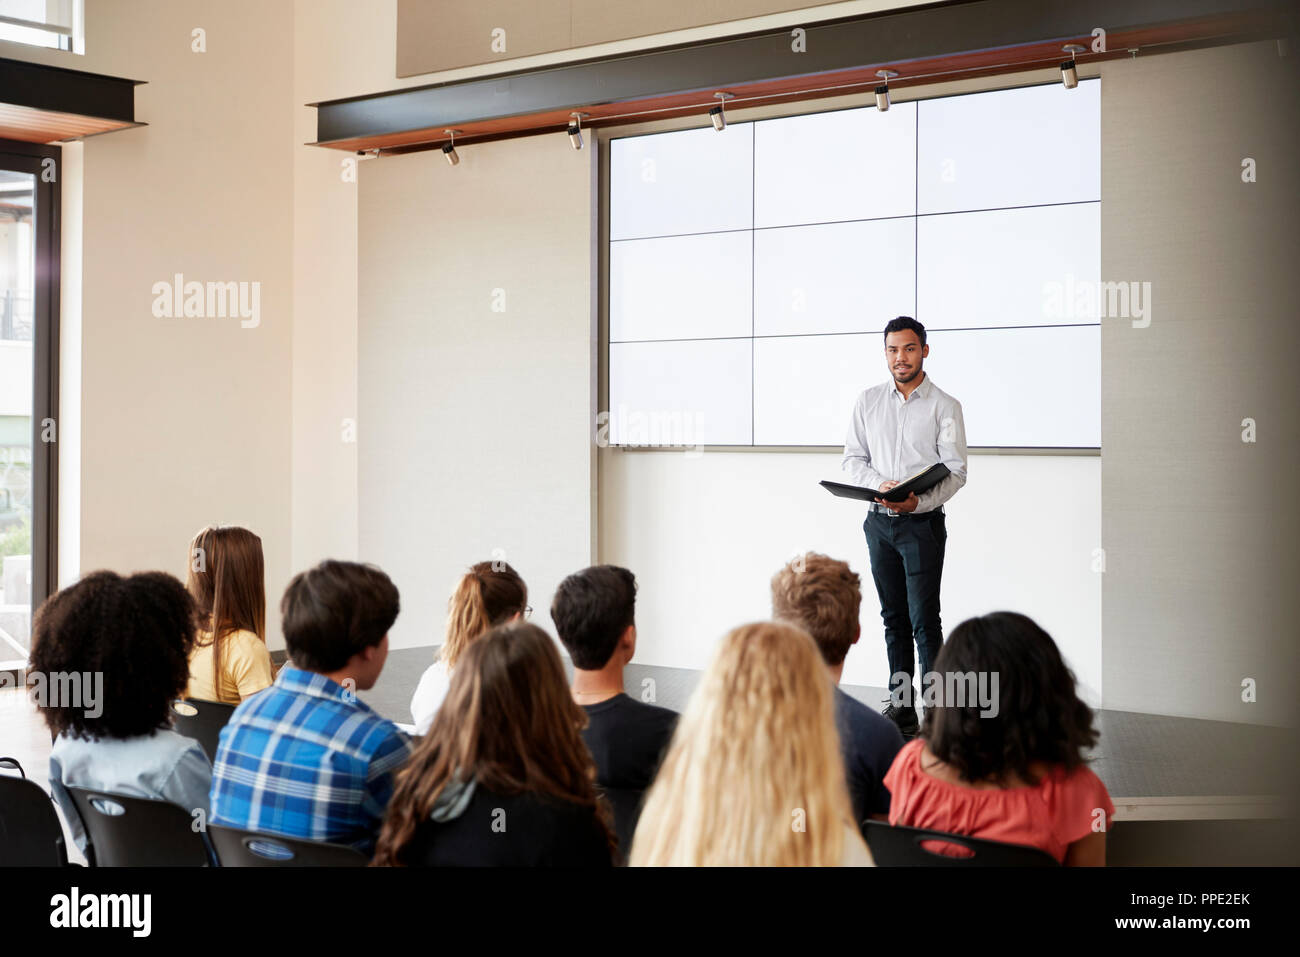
[922,611,1098,784]
[28,570,197,741]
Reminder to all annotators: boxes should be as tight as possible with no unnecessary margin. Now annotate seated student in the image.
[630,622,872,867]
[410,560,527,735]
[884,611,1115,866]
[374,622,615,867]
[184,525,273,704]
[771,552,904,829]
[31,571,212,854]
[550,565,677,855]
[210,560,411,852]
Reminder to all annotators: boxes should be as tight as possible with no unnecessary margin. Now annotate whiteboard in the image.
[608,79,1101,448]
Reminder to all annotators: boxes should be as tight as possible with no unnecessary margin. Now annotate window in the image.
[0,0,84,54]
[0,143,57,671]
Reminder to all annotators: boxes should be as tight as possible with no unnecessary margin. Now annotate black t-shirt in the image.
[580,693,678,857]
[407,784,614,867]
[580,693,679,790]
[835,686,905,827]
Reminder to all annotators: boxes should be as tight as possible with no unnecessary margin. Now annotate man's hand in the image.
[874,492,919,513]
[879,480,900,491]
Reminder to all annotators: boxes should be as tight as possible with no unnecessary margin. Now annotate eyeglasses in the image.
[524,606,533,619]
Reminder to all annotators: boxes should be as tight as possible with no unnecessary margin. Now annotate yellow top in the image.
[185,628,274,705]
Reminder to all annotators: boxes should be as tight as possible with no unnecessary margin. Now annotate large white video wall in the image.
[608,79,1100,448]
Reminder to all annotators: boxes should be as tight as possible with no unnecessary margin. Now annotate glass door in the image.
[0,143,58,671]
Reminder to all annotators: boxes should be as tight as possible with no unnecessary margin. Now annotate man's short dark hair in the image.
[551,565,637,670]
[281,560,399,673]
[883,315,926,346]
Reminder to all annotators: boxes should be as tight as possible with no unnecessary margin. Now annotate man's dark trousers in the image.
[863,506,947,706]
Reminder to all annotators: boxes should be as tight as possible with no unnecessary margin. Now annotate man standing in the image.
[842,316,968,736]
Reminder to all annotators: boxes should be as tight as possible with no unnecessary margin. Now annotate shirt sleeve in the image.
[915,397,969,513]
[842,393,889,489]
[361,727,414,839]
[228,633,274,700]
[47,749,88,854]
[160,740,214,828]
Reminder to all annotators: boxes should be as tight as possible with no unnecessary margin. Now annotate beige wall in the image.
[357,139,597,651]
[1100,42,1300,726]
[1,0,296,645]
[394,0,929,78]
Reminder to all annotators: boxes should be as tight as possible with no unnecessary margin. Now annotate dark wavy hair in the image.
[28,570,197,741]
[923,611,1098,784]
[551,565,637,670]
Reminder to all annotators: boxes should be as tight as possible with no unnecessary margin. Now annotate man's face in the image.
[885,330,927,385]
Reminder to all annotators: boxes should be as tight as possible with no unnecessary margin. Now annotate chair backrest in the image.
[170,698,237,764]
[208,825,368,867]
[67,787,211,867]
[863,820,1060,867]
[0,759,69,867]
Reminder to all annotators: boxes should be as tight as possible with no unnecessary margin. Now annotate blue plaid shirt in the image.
[210,665,412,852]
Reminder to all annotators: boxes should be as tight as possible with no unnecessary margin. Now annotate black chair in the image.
[67,787,211,866]
[0,757,71,867]
[170,698,236,764]
[209,825,368,867]
[864,820,1059,867]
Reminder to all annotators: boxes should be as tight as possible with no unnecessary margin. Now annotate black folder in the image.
[820,463,951,503]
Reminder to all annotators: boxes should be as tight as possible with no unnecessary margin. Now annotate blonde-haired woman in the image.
[630,621,872,866]
[410,561,527,735]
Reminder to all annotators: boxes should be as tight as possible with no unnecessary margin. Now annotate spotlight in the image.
[568,112,588,150]
[710,92,734,131]
[442,129,461,166]
[875,70,898,112]
[1061,45,1086,88]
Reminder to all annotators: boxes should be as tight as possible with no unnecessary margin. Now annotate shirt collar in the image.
[276,664,376,713]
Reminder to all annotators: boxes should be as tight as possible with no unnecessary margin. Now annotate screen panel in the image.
[917,202,1101,330]
[609,338,753,446]
[917,80,1101,214]
[607,79,1101,449]
[754,218,915,337]
[611,231,753,342]
[609,123,753,240]
[754,103,917,227]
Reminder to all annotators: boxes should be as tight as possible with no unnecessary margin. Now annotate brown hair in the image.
[373,621,615,866]
[186,526,267,686]
[438,561,526,670]
[770,552,862,667]
[281,560,400,674]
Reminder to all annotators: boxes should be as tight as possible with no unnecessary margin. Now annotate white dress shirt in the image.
[841,372,968,514]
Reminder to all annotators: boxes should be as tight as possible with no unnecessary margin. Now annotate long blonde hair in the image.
[630,621,859,866]
[438,561,527,670]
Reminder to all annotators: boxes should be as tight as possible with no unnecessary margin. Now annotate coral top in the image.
[883,738,1115,863]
